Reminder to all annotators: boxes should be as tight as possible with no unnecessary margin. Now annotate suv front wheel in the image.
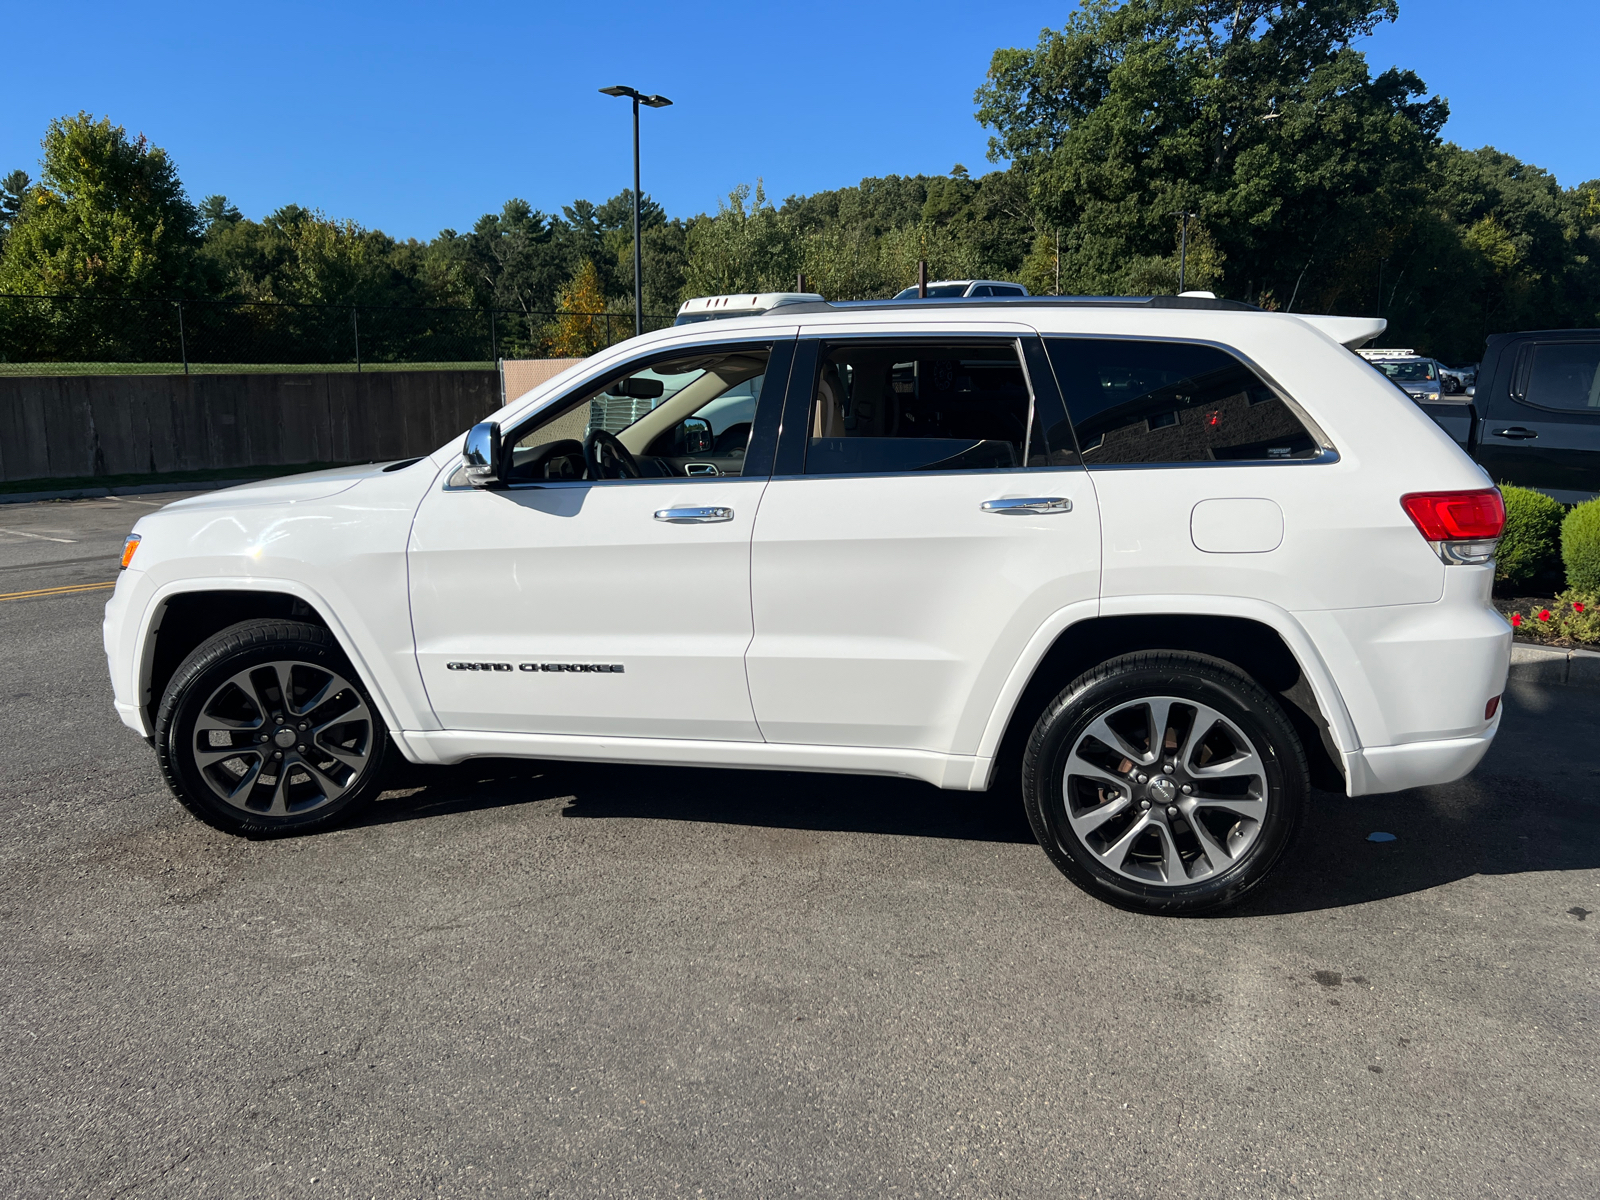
[1022,651,1308,914]
[155,619,390,836]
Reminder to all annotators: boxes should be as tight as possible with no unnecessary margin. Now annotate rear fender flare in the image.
[973,594,1361,765]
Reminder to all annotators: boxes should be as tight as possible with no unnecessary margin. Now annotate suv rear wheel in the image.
[155,619,390,836]
[1022,651,1307,914]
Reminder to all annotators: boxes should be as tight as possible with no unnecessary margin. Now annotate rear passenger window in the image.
[1045,338,1320,465]
[805,340,1057,475]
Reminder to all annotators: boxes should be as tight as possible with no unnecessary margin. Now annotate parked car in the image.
[1439,362,1477,396]
[106,294,1510,914]
[892,279,1030,299]
[1407,331,1600,503]
[1359,349,1444,401]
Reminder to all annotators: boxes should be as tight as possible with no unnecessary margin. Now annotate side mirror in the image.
[462,421,502,488]
[681,416,713,454]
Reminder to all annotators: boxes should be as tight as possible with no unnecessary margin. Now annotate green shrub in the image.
[1496,484,1565,589]
[1563,497,1600,592]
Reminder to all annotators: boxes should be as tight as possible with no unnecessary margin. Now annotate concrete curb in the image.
[0,479,262,505]
[1509,640,1600,689]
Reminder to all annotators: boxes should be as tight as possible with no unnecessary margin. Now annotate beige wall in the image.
[500,358,585,406]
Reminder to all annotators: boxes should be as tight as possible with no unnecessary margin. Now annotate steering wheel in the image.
[583,429,643,480]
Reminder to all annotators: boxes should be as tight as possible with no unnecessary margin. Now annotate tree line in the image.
[2,0,1596,365]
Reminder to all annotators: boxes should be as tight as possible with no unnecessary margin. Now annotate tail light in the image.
[1400,489,1504,564]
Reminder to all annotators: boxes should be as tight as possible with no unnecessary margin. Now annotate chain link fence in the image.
[0,295,678,374]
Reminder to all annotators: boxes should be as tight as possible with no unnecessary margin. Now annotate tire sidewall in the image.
[1025,657,1304,914]
[157,624,387,836]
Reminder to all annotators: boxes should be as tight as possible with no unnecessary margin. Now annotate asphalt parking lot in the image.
[1,492,1597,1199]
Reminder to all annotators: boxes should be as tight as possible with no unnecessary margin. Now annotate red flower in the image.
[1511,613,1522,627]
[1538,609,1552,622]
[1576,603,1587,614]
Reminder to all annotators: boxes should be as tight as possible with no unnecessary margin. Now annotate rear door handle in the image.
[654,506,734,523]
[981,497,1072,514]
[1493,427,1539,440]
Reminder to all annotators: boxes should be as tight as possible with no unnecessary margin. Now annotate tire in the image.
[155,619,391,837]
[1021,651,1308,915]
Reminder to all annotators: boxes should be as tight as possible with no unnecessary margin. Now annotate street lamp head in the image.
[599,85,672,108]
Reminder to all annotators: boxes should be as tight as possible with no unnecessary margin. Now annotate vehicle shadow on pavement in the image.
[358,757,1036,844]
[1235,679,1600,916]
[354,682,1598,915]
[1232,774,1600,916]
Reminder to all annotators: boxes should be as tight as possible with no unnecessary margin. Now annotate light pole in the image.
[599,85,673,338]
[1172,210,1200,294]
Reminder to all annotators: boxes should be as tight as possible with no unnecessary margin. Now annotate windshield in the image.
[892,284,973,299]
[1375,360,1437,382]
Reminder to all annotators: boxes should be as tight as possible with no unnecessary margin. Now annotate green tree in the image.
[0,170,31,246]
[683,182,801,297]
[0,112,198,299]
[976,1,1446,307]
[197,194,242,232]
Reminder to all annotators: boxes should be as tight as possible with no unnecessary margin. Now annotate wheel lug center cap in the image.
[273,728,297,749]
[1147,776,1177,804]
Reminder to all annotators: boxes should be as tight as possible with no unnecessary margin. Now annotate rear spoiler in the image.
[1294,315,1387,349]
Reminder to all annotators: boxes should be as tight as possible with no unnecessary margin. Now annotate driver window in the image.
[503,344,771,483]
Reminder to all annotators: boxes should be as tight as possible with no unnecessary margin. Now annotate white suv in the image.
[104,296,1511,913]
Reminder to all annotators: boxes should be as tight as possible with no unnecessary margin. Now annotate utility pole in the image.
[599,85,673,338]
[1173,210,1199,293]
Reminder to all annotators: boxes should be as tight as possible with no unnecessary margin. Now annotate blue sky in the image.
[3,1,1596,241]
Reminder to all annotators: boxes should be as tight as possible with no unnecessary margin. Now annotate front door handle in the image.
[654,506,734,523]
[981,496,1072,514]
[1493,427,1539,440]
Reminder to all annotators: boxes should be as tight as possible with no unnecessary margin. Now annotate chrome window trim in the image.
[445,451,1340,491]
[1039,330,1339,462]
[443,466,753,492]
[761,455,1333,485]
[1045,448,1340,472]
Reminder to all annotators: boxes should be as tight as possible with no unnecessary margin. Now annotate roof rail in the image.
[766,294,1261,315]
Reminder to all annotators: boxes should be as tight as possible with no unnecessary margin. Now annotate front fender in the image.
[119,573,434,745]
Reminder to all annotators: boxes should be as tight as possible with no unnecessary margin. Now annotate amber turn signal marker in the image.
[120,534,141,570]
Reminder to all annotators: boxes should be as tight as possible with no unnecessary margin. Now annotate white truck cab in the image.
[105,295,1510,913]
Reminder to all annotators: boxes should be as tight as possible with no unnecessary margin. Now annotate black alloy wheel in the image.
[155,619,391,836]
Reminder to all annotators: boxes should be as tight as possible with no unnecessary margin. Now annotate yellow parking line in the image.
[0,581,116,602]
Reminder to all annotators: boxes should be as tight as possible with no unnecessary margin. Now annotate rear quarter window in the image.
[1044,338,1320,465]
